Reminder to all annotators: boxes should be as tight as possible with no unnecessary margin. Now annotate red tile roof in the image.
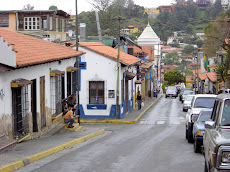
[207,64,217,68]
[80,42,141,65]
[199,73,207,80]
[0,28,85,67]
[206,72,217,82]
[186,75,194,83]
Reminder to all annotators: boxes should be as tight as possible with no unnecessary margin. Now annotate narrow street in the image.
[17,97,204,172]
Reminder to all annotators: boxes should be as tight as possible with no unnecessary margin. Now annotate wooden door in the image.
[31,79,38,132]
[40,76,46,128]
[125,79,129,113]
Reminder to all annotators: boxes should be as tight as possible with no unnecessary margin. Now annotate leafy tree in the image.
[49,5,58,10]
[162,51,180,65]
[183,45,195,54]
[204,11,230,57]
[164,70,185,85]
[23,4,34,10]
[205,0,223,20]
[216,55,228,83]
[79,11,98,36]
[185,24,194,35]
[195,39,204,48]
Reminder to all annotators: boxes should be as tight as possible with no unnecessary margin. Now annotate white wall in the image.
[0,57,77,118]
[79,47,137,117]
[0,38,16,67]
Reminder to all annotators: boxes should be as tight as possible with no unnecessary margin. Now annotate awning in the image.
[11,79,33,88]
[135,80,143,84]
[50,70,65,76]
[66,66,78,72]
[125,72,136,80]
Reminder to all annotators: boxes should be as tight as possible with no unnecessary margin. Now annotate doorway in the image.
[31,79,38,132]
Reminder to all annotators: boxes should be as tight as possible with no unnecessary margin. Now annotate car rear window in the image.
[194,97,215,108]
[221,100,230,126]
[197,111,212,122]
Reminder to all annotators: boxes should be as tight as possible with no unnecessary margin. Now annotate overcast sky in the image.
[0,0,175,14]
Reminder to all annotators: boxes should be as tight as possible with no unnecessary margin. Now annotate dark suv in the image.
[203,94,230,172]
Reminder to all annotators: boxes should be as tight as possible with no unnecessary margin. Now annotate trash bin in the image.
[153,91,158,98]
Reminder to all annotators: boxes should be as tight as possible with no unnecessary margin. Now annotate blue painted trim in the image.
[74,105,85,117]
[74,56,87,91]
[87,104,107,110]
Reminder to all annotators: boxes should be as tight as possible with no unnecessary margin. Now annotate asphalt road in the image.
[17,96,204,172]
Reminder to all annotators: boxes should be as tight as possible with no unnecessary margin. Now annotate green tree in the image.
[185,24,194,35]
[216,55,228,83]
[49,5,58,10]
[162,51,180,65]
[164,70,185,85]
[205,0,223,20]
[204,11,230,57]
[183,45,195,54]
[195,39,204,48]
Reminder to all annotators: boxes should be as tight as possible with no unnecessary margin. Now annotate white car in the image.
[183,95,195,112]
[185,94,216,143]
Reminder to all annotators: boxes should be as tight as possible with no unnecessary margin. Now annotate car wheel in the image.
[194,140,201,153]
[204,160,208,172]
[187,126,193,143]
[185,129,188,139]
[183,108,186,112]
[165,96,167,98]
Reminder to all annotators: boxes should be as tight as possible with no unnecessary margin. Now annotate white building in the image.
[137,23,161,83]
[78,42,141,119]
[0,28,85,140]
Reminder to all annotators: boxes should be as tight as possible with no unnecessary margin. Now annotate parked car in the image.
[183,95,195,112]
[185,94,216,143]
[165,86,177,98]
[179,88,192,101]
[204,94,230,172]
[192,109,212,153]
[181,90,195,103]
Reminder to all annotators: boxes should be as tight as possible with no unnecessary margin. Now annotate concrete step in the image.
[42,124,66,137]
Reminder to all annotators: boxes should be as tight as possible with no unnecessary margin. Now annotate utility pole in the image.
[75,0,80,124]
[116,9,121,119]
[95,11,102,42]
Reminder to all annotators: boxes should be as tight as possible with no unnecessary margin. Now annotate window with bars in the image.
[67,71,77,97]
[24,17,40,30]
[12,86,29,140]
[50,75,63,117]
[89,81,104,104]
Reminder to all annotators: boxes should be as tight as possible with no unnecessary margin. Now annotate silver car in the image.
[182,90,195,103]
[183,95,194,112]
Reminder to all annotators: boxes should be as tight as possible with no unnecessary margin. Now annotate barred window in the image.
[12,86,29,139]
[89,81,104,104]
[67,71,77,96]
[50,75,63,116]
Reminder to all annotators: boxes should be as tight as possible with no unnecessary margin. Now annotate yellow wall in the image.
[144,8,160,15]
[5,13,16,32]
[129,27,138,35]
[186,82,193,88]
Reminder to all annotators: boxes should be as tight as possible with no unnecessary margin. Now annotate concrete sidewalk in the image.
[80,94,162,123]
[0,95,162,172]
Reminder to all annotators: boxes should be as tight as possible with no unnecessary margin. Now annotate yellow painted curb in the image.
[0,129,105,172]
[27,129,104,164]
[0,161,24,172]
[17,134,30,143]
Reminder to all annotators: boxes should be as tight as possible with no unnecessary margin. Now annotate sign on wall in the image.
[108,90,115,98]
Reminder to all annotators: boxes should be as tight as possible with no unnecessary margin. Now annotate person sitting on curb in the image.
[64,105,79,128]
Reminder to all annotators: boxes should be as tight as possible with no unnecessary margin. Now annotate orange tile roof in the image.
[207,64,217,68]
[219,81,225,87]
[186,75,194,83]
[206,72,217,82]
[0,28,85,67]
[199,73,207,80]
[80,42,141,65]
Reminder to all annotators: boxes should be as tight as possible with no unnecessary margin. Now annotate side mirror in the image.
[205,121,215,129]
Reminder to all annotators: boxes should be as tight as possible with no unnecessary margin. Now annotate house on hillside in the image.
[0,28,85,141]
[0,10,70,41]
[144,8,159,19]
[78,42,142,119]
[158,6,175,13]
